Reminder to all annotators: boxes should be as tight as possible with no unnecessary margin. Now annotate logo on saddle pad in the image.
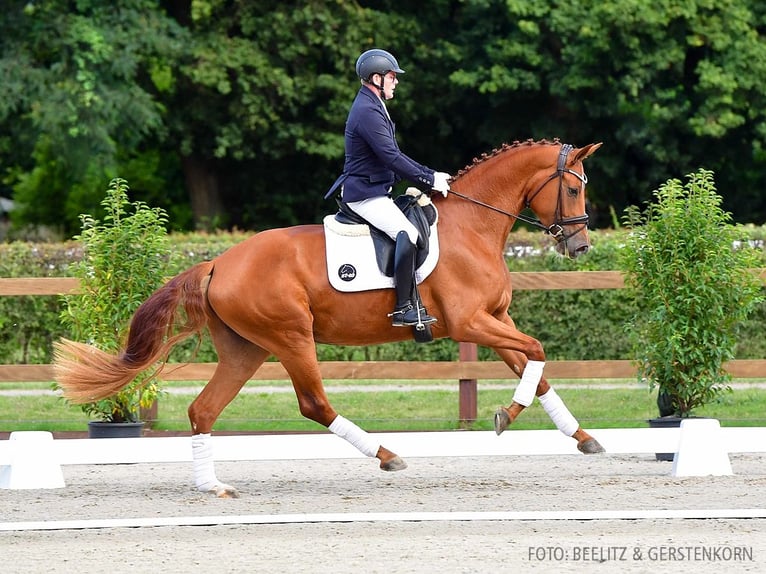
[338,264,357,282]
[324,190,440,293]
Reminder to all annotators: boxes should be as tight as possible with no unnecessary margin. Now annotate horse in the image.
[54,138,604,498]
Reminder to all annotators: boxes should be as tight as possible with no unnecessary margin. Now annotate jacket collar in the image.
[359,86,392,123]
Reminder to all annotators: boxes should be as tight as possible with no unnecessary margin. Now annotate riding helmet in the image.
[355,49,405,81]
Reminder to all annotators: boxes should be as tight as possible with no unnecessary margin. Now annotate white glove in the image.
[432,171,451,197]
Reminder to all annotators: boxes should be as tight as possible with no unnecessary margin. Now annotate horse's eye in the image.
[567,186,579,197]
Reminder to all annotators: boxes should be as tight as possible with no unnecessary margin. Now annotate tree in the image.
[540,0,766,221]
[2,0,766,234]
[161,0,414,228]
[0,0,187,232]
[407,0,766,225]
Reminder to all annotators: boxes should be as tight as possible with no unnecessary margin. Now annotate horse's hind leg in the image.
[188,315,270,498]
[492,347,604,454]
[277,348,407,471]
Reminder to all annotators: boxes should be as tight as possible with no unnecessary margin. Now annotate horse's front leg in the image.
[493,348,604,453]
[452,310,604,454]
[492,352,542,434]
[536,379,605,454]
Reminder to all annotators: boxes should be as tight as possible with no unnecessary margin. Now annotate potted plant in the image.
[620,169,762,455]
[58,178,170,437]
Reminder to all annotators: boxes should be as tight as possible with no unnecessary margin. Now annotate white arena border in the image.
[3,508,766,532]
[2,428,766,531]
[1,427,765,465]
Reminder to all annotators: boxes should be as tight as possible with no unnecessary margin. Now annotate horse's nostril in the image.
[575,244,590,256]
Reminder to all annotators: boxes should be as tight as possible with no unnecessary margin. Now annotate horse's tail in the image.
[53,261,215,404]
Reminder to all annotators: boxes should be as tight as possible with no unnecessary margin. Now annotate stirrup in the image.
[389,303,437,327]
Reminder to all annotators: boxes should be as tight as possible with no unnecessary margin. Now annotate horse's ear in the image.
[571,142,602,164]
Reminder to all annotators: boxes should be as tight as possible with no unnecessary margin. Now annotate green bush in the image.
[58,179,170,422]
[620,170,764,416]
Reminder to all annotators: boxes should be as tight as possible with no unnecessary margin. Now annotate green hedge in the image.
[1,227,765,365]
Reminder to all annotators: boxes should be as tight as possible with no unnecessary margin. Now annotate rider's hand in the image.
[432,171,451,197]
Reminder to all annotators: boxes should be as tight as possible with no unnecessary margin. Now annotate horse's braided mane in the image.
[455,138,562,178]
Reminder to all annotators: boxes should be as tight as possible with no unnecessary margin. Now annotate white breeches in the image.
[345,195,419,244]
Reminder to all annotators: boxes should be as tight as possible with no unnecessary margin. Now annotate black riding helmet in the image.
[355,49,404,98]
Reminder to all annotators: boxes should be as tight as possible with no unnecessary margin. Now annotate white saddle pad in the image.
[323,215,440,293]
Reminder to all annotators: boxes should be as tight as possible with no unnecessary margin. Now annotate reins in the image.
[446,188,550,231]
[447,143,589,242]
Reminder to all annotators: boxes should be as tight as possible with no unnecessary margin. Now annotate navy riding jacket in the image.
[326,87,435,202]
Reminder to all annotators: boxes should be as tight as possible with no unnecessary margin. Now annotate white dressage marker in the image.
[672,419,733,477]
[0,431,65,490]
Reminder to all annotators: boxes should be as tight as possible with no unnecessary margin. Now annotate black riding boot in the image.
[389,231,437,327]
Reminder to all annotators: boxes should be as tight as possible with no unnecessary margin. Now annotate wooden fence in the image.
[2,271,766,423]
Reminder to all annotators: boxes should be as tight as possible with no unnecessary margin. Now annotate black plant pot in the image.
[657,390,675,417]
[87,421,144,439]
[647,416,682,461]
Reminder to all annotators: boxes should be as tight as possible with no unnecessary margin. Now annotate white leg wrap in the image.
[191,433,221,492]
[328,415,380,458]
[538,388,579,436]
[512,360,545,407]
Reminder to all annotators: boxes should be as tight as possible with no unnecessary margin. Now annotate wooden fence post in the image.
[139,401,158,429]
[458,342,478,426]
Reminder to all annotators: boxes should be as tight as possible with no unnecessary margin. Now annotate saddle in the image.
[323,189,440,294]
[333,192,437,277]
[323,189,440,343]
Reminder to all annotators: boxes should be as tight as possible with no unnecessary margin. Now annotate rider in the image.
[326,48,452,327]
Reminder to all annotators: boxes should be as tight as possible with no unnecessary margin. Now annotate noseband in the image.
[448,144,589,243]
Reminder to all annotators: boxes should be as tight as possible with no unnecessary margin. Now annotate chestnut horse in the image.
[54,139,604,498]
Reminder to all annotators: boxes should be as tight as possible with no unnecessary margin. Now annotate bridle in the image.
[447,144,589,243]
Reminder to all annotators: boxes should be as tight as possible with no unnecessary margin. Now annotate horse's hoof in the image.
[213,484,240,498]
[494,408,511,435]
[577,438,605,454]
[380,456,408,471]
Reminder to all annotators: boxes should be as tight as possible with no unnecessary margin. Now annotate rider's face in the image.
[381,72,398,99]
